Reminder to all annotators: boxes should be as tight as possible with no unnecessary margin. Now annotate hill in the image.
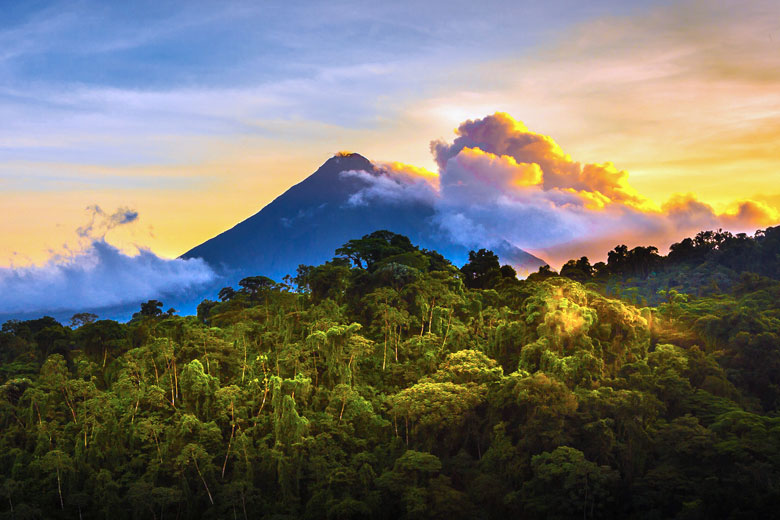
[1,228,779,518]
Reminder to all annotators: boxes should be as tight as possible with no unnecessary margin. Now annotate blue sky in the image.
[2,1,658,88]
[1,0,778,265]
[1,0,664,158]
[2,0,779,316]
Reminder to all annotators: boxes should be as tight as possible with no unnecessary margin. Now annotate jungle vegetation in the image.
[1,227,779,519]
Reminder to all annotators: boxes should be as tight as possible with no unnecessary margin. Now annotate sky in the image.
[1,0,779,314]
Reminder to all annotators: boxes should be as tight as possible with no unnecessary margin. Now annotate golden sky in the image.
[1,0,779,266]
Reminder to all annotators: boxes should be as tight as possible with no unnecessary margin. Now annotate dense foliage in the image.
[1,228,779,519]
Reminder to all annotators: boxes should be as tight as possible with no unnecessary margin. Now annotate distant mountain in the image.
[0,153,545,324]
[181,153,546,285]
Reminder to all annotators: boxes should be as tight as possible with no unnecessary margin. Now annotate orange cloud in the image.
[345,113,777,267]
[421,113,780,266]
[432,112,647,208]
[450,147,543,188]
[377,161,440,189]
[662,194,779,231]
[721,200,780,228]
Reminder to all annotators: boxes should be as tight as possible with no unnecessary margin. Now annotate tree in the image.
[389,381,487,444]
[175,443,216,506]
[139,300,164,317]
[179,359,218,418]
[218,286,237,302]
[238,276,276,302]
[522,446,619,519]
[1,227,780,518]
[527,264,558,282]
[377,451,473,519]
[69,313,98,328]
[39,450,72,510]
[431,350,503,385]
[460,249,502,289]
[295,260,351,302]
[336,230,418,271]
[502,372,577,451]
[74,319,126,368]
[560,256,593,282]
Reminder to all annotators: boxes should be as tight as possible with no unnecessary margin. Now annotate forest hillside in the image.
[1,227,779,519]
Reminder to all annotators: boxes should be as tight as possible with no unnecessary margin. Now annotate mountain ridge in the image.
[181,152,546,282]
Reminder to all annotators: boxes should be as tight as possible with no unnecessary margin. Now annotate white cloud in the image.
[0,206,215,315]
[0,240,214,314]
[341,166,438,206]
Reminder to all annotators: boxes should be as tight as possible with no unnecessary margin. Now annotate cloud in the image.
[76,205,139,239]
[432,112,645,206]
[351,112,780,267]
[0,241,215,315]
[0,207,215,315]
[401,0,780,219]
[661,194,780,231]
[431,114,780,265]
[341,163,438,206]
[721,200,780,228]
[440,147,543,203]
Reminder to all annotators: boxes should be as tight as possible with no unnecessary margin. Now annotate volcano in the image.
[181,153,546,285]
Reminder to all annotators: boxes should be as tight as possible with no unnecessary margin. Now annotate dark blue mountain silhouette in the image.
[181,153,546,284]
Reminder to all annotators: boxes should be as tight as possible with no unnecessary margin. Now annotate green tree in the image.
[522,446,619,519]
